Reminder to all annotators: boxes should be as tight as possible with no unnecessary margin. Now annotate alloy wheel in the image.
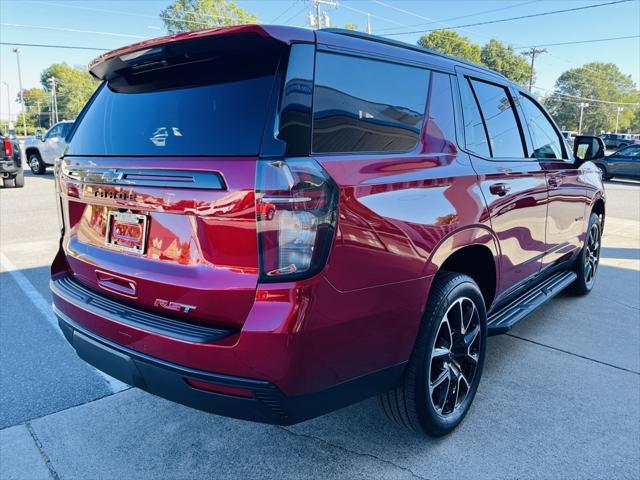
[428,297,481,417]
[584,222,601,288]
[30,158,41,173]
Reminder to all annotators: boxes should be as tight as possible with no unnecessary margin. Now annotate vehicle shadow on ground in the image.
[23,170,55,180]
[600,246,640,260]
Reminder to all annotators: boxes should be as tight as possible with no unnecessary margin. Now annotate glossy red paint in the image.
[51,26,605,421]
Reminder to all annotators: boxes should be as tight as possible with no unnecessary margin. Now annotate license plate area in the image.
[105,211,148,254]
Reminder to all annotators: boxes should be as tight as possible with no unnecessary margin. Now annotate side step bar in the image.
[487,270,577,336]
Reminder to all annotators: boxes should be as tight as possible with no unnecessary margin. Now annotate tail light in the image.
[3,139,12,158]
[256,159,338,281]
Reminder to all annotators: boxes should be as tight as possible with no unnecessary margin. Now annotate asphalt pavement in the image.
[1,169,639,479]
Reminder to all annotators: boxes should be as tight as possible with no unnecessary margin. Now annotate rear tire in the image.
[29,153,46,175]
[568,212,602,296]
[13,171,24,188]
[378,272,487,436]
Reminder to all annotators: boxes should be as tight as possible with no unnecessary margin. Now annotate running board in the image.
[487,270,577,336]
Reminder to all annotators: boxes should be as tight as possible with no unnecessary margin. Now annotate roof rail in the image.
[319,28,506,79]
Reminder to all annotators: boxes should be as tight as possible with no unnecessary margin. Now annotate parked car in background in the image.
[593,144,640,180]
[0,128,24,188]
[51,26,606,437]
[601,133,638,150]
[561,130,577,148]
[23,120,74,174]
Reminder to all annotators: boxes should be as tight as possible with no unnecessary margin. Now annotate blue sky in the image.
[1,0,639,122]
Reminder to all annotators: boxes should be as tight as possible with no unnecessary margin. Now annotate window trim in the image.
[310,50,432,157]
[516,90,571,162]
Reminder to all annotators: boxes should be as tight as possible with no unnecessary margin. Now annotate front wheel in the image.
[569,212,602,296]
[378,272,487,436]
[29,154,46,175]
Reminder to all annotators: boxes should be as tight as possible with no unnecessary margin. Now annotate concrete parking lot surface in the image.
[1,171,639,479]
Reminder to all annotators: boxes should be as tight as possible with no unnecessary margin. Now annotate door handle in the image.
[489,183,511,196]
[548,176,562,188]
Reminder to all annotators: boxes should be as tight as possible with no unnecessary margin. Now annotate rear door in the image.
[456,68,548,296]
[515,91,587,267]
[58,34,285,329]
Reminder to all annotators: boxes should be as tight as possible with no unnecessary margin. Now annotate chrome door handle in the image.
[489,183,511,196]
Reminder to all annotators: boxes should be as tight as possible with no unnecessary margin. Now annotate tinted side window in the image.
[45,124,63,139]
[469,79,525,158]
[459,76,491,157]
[313,52,429,154]
[519,94,564,159]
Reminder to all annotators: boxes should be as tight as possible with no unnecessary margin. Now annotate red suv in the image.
[51,26,605,436]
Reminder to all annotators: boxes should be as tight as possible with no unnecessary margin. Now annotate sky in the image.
[0,0,639,123]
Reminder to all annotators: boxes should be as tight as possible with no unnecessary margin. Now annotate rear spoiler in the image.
[88,24,314,81]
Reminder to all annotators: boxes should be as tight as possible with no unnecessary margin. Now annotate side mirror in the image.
[573,136,605,164]
[35,130,44,141]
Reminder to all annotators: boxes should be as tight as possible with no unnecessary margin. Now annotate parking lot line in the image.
[0,252,128,394]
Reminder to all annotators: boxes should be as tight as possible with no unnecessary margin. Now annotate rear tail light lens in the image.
[3,139,12,158]
[256,159,338,281]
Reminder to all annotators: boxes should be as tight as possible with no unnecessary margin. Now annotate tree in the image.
[543,63,639,133]
[480,39,531,86]
[344,23,358,31]
[15,88,49,129]
[160,0,258,34]
[417,30,481,64]
[40,63,99,121]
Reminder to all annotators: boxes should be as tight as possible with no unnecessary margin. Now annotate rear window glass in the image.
[68,47,281,156]
[312,52,429,154]
[469,79,524,158]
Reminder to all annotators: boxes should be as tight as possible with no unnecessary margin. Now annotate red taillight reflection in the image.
[184,378,253,398]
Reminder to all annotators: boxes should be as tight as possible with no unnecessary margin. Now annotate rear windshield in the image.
[68,43,281,156]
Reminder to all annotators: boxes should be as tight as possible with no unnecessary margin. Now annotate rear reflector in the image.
[184,378,253,398]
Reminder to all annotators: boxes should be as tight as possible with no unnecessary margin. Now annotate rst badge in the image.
[154,298,197,314]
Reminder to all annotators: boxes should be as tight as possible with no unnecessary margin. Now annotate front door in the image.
[515,92,586,267]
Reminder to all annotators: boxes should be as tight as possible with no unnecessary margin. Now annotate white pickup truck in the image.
[23,120,74,174]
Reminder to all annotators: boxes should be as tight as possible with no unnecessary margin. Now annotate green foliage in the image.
[40,63,99,120]
[343,23,358,31]
[160,0,258,34]
[543,63,640,133]
[480,39,531,86]
[417,31,481,64]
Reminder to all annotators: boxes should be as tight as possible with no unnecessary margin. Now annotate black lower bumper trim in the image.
[56,309,406,425]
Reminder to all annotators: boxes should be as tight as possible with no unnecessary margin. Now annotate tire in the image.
[568,212,602,296]
[13,171,24,188]
[29,153,46,175]
[596,164,611,181]
[378,271,487,436]
[2,177,15,188]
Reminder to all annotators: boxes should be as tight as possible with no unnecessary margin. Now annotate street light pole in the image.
[615,107,624,134]
[13,48,27,137]
[2,81,10,131]
[578,102,589,135]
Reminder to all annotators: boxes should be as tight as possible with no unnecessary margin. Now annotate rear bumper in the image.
[56,308,404,425]
[0,160,21,176]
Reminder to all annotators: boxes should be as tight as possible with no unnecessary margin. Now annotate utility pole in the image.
[578,102,589,135]
[47,77,58,125]
[12,48,27,137]
[308,0,339,29]
[2,81,10,130]
[36,100,41,129]
[614,106,624,134]
[523,47,547,91]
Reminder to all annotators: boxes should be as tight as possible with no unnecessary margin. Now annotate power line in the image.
[385,0,633,36]
[516,34,640,49]
[375,0,539,33]
[1,23,147,39]
[0,42,109,51]
[532,86,640,106]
